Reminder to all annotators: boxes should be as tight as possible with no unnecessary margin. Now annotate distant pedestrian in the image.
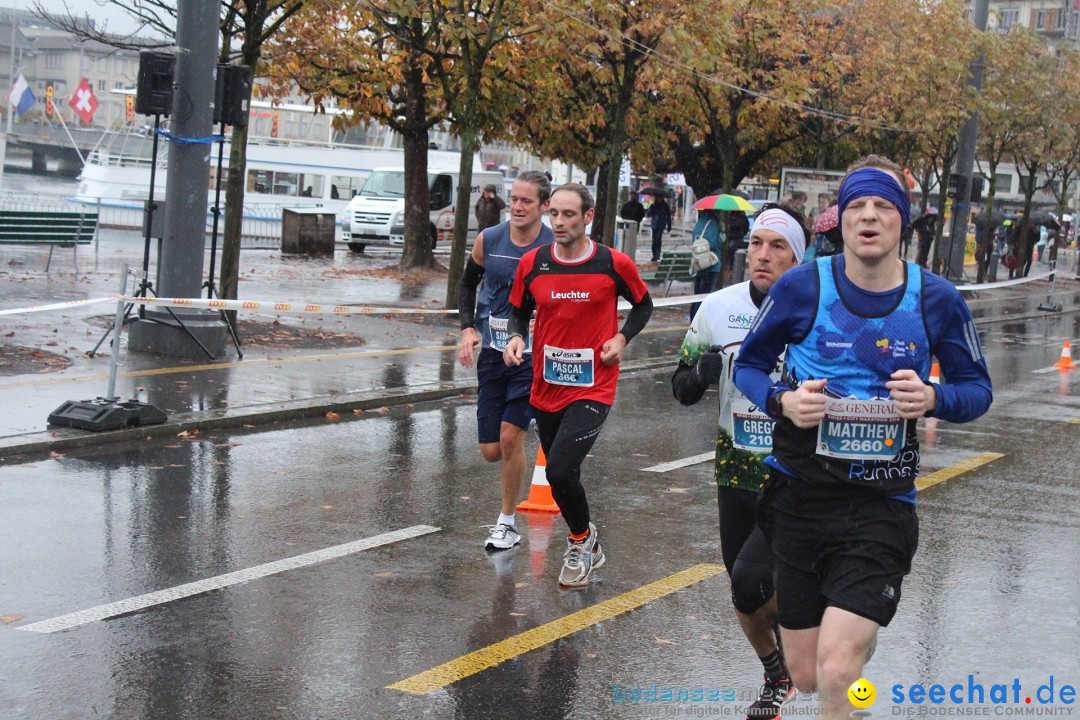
[912,207,938,268]
[475,184,506,233]
[647,198,672,262]
[689,209,723,318]
[788,191,807,215]
[620,196,645,226]
[975,221,992,283]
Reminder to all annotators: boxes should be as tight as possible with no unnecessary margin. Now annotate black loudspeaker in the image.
[214,64,251,126]
[135,51,175,116]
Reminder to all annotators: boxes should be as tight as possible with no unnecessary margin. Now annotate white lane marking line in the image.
[17,525,440,634]
[641,452,714,473]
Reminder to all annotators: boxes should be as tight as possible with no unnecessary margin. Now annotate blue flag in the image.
[10,73,35,116]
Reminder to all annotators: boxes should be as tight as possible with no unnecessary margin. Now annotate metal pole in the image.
[207,121,225,298]
[106,265,130,401]
[6,2,16,135]
[944,0,989,283]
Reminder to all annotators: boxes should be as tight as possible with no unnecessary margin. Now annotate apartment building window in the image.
[98,80,106,92]
[994,173,1013,194]
[1058,9,1067,29]
[1036,9,1045,28]
[1000,8,1020,29]
[45,53,62,69]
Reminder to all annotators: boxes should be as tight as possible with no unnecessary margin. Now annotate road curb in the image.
[0,357,673,464]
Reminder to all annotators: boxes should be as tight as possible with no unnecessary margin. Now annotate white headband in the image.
[752,208,806,262]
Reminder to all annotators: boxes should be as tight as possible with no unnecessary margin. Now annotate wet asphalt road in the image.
[1,294,1079,719]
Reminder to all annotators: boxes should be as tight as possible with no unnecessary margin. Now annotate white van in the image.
[342,166,506,252]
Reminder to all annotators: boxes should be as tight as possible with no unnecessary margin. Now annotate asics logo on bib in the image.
[551,290,591,300]
[549,349,585,359]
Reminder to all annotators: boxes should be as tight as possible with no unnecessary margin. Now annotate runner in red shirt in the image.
[504,183,653,587]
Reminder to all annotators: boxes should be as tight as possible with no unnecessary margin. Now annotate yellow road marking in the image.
[1069,417,1080,425]
[387,563,725,695]
[916,452,1004,491]
[0,322,689,391]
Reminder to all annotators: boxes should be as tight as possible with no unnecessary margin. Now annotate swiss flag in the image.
[68,77,99,124]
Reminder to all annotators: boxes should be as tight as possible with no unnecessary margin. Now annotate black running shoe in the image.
[746,676,795,720]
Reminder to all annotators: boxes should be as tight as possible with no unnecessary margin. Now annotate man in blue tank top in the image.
[734,156,992,718]
[458,171,554,551]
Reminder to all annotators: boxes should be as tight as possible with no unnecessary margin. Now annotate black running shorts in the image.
[756,471,919,629]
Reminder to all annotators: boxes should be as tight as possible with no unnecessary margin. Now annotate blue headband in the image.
[837,168,910,230]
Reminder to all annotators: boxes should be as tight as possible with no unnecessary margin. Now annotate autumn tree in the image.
[267,0,447,270]
[659,0,825,200]
[975,29,1052,252]
[427,0,537,309]
[513,0,685,246]
[1037,47,1080,230]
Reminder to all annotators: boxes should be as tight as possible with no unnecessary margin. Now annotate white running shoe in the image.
[559,522,604,587]
[485,523,521,550]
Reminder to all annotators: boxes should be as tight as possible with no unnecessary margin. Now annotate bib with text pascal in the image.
[816,397,906,461]
[542,345,594,387]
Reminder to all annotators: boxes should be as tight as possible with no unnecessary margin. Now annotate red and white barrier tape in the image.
[0,269,1059,319]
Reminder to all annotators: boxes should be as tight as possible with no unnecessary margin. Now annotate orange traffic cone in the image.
[517,447,560,512]
[929,362,941,384]
[1054,341,1076,370]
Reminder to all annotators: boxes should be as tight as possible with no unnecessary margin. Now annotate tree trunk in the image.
[980,164,999,251]
[592,160,610,246]
[932,167,951,274]
[219,120,250,324]
[445,137,478,308]
[398,58,435,271]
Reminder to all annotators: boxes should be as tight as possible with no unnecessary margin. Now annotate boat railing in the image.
[86,149,166,171]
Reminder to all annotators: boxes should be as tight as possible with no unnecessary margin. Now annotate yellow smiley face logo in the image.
[848,678,876,708]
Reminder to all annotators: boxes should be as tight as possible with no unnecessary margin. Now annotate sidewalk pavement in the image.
[0,231,692,462]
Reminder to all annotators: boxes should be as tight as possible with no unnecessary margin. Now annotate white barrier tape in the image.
[127,295,459,315]
[127,294,713,314]
[0,296,120,317]
[955,270,1053,292]
[0,268,1056,319]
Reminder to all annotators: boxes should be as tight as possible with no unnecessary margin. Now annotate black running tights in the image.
[533,399,611,536]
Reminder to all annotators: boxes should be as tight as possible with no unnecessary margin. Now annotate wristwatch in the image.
[767,390,789,417]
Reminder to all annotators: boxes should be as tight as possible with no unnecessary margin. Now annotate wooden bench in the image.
[0,209,98,273]
[639,248,694,296]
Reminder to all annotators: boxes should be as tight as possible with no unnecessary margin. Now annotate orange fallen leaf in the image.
[49,451,64,459]
[509,612,527,617]
[1,614,23,624]
[351,408,364,414]
[654,636,675,645]
[325,412,341,421]
[373,572,393,577]
[177,429,200,438]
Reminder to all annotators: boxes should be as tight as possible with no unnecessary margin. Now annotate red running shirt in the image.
[509,241,649,412]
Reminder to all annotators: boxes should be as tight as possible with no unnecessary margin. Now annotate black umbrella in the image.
[974,207,1006,226]
[639,185,672,198]
[1029,210,1060,228]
